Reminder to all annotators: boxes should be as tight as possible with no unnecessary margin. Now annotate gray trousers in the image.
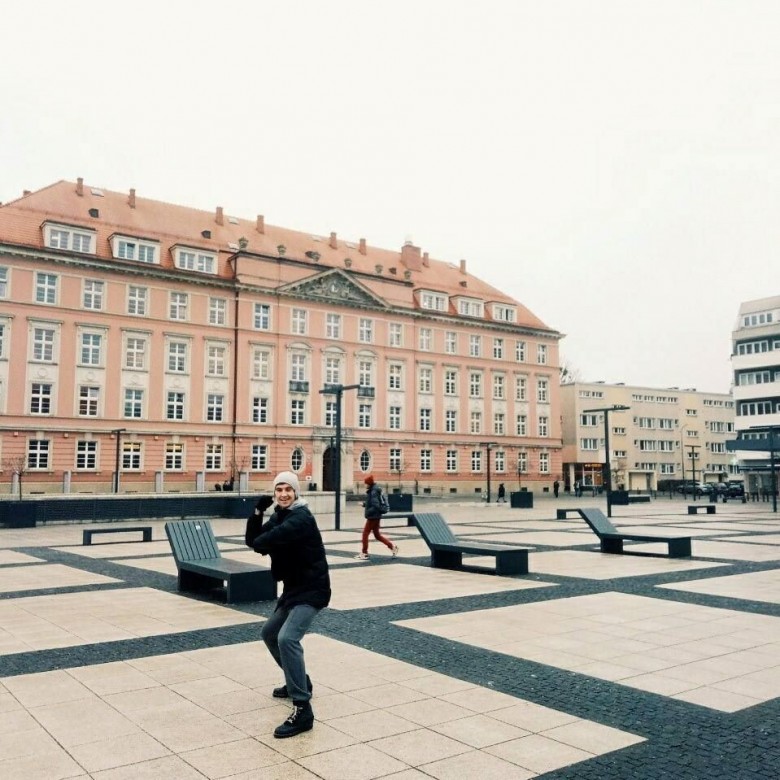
[261,603,319,703]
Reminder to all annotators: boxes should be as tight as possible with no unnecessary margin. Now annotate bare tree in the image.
[611,457,627,491]
[3,456,27,500]
[390,460,406,491]
[559,360,582,385]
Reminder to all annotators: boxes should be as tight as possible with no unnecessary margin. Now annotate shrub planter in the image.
[388,493,413,512]
[610,490,629,506]
[510,491,534,509]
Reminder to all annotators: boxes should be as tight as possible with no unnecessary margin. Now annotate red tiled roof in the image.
[0,180,554,332]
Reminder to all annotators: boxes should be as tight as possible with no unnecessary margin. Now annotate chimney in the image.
[329,231,338,249]
[422,252,430,267]
[400,240,422,271]
[128,188,136,208]
[76,178,84,196]
[215,206,224,225]
[256,215,265,234]
[459,259,467,274]
[359,238,367,255]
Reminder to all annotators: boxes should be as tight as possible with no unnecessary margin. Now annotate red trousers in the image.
[361,519,393,554]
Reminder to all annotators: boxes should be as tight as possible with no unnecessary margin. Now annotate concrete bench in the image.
[412,512,529,575]
[628,495,651,503]
[687,505,716,515]
[82,526,153,545]
[579,508,692,558]
[382,512,416,526]
[165,519,276,603]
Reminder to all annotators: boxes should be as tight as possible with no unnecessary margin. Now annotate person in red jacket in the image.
[356,475,398,561]
[245,471,330,738]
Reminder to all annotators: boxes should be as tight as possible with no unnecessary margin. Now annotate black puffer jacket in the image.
[364,484,384,520]
[245,501,331,610]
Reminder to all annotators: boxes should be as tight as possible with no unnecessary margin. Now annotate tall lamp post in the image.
[319,383,359,530]
[112,428,127,494]
[480,442,497,502]
[686,444,700,502]
[582,405,630,518]
[748,425,779,513]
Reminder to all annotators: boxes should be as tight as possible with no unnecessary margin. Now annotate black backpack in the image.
[378,487,390,515]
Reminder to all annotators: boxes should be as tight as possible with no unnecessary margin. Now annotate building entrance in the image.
[322,446,337,491]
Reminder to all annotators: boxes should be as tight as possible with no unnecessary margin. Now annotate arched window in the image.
[291,448,304,471]
[359,449,371,472]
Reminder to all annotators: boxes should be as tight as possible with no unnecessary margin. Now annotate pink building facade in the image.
[0,180,562,497]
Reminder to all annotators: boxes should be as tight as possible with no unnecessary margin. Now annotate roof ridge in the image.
[1,179,67,208]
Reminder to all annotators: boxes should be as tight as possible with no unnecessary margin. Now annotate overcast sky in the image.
[3,1,778,394]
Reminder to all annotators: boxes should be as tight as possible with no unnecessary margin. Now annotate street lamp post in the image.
[320,383,360,530]
[112,428,127,494]
[686,444,700,502]
[747,425,779,513]
[480,442,497,502]
[582,405,630,518]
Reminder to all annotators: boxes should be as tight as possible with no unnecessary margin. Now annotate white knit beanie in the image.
[273,471,300,497]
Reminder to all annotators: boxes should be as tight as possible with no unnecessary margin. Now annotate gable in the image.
[279,269,388,309]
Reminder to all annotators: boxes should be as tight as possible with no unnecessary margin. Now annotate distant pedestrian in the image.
[574,480,581,498]
[356,475,397,561]
[553,480,560,498]
[497,483,506,503]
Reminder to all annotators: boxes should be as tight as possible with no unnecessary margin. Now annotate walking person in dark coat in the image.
[245,471,331,738]
[356,475,398,560]
[553,480,560,498]
[497,483,506,503]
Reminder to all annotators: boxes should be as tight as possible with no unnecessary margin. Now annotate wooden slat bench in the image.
[578,508,692,558]
[412,512,529,575]
[687,505,716,515]
[83,526,153,545]
[165,519,276,603]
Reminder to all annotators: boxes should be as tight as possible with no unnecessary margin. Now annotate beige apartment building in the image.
[561,381,736,493]
[0,179,562,496]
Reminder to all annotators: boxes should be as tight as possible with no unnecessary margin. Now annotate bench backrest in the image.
[165,519,222,563]
[578,508,619,537]
[413,513,459,546]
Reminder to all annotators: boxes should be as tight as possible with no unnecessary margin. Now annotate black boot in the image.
[272,674,313,699]
[274,701,314,738]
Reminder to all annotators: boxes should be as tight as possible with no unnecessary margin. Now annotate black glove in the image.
[255,495,274,513]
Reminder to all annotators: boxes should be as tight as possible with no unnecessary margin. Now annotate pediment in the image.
[279,269,388,308]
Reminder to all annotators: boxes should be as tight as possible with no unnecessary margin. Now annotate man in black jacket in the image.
[245,471,331,738]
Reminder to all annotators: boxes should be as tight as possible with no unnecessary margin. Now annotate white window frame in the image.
[35,272,58,304]
[175,247,217,274]
[83,279,104,311]
[127,285,148,316]
[209,297,227,326]
[169,291,188,321]
[254,303,271,330]
[291,308,308,336]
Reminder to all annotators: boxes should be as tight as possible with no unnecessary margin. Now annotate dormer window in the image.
[419,290,448,311]
[174,246,217,274]
[110,234,159,264]
[43,222,96,254]
[457,297,484,318]
[492,304,516,323]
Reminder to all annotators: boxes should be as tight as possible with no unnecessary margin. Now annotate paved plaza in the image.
[0,495,778,779]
